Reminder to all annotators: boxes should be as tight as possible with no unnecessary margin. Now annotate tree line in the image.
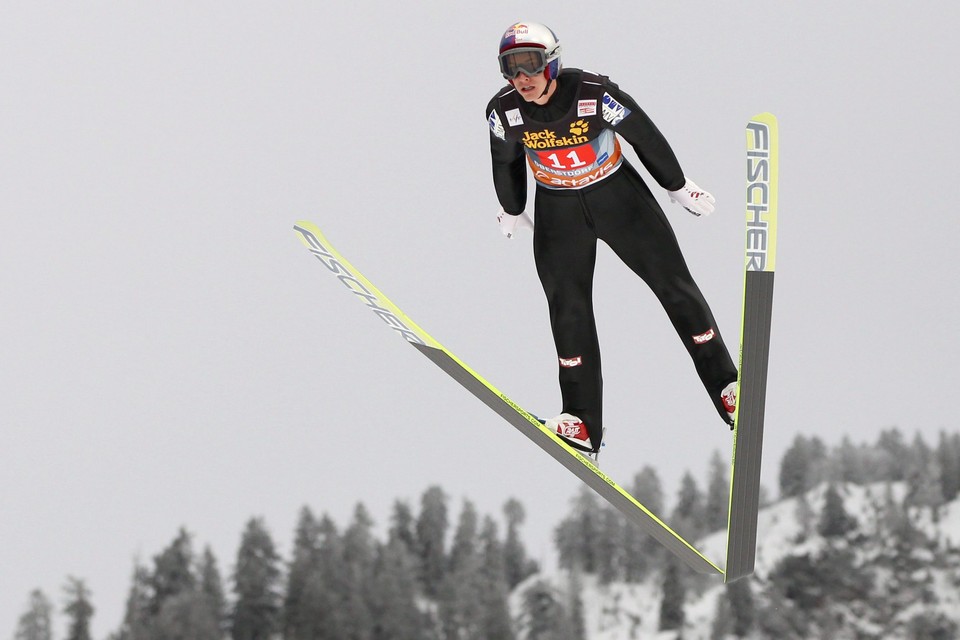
[14,427,960,640]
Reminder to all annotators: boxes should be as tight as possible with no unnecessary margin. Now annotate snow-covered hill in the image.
[511,483,960,639]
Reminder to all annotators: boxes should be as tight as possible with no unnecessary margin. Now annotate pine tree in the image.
[502,498,537,589]
[906,611,959,640]
[818,483,857,538]
[880,483,931,610]
[632,466,665,513]
[198,547,227,637]
[836,435,869,484]
[114,561,152,640]
[231,517,281,640]
[369,538,427,640]
[448,499,480,576]
[284,506,322,640]
[623,466,664,581]
[672,471,706,541]
[705,449,729,533]
[477,517,515,640]
[14,589,54,640]
[387,500,417,555]
[152,591,223,640]
[726,578,755,638]
[416,485,449,598]
[149,528,196,617]
[520,581,578,640]
[342,503,377,640]
[768,554,823,612]
[438,501,488,640]
[709,591,732,640]
[658,558,686,632]
[936,431,960,502]
[565,568,587,640]
[769,548,873,624]
[877,428,909,481]
[62,577,95,640]
[437,551,484,640]
[595,506,623,584]
[779,435,828,498]
[305,514,350,640]
[905,432,945,520]
[554,487,601,574]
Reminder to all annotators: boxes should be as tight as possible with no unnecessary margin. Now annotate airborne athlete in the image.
[487,22,738,458]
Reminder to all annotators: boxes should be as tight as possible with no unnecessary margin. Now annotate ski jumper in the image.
[486,69,738,446]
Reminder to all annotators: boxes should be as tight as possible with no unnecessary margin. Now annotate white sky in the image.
[2,2,958,637]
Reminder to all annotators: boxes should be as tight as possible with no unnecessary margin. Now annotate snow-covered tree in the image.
[231,518,281,640]
[62,577,95,640]
[14,589,54,640]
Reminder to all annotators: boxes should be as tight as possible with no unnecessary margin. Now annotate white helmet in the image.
[498,22,562,81]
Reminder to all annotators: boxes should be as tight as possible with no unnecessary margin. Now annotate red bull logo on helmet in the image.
[501,23,531,49]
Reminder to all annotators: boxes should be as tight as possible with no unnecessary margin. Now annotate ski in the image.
[724,113,779,582]
[293,220,722,576]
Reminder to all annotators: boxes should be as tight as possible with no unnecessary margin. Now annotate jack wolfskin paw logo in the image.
[569,119,589,136]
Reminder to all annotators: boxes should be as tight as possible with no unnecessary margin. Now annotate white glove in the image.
[497,209,534,238]
[669,177,716,217]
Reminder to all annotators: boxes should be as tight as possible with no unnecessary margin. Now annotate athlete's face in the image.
[511,72,553,104]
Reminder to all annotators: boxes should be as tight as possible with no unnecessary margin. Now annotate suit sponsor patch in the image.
[488,110,505,140]
[601,93,631,126]
[692,328,715,344]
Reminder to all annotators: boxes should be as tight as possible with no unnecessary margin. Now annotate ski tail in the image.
[724,112,778,583]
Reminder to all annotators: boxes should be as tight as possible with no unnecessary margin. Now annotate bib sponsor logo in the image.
[577,99,597,117]
[488,110,505,141]
[693,328,715,344]
[505,108,524,127]
[569,119,589,136]
[601,93,631,126]
[559,356,582,368]
[534,159,620,188]
[521,128,589,149]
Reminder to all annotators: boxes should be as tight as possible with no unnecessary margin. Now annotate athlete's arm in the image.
[487,100,527,214]
[601,78,686,192]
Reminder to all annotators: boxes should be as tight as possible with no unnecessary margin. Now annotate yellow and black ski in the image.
[293,220,722,576]
[724,113,779,582]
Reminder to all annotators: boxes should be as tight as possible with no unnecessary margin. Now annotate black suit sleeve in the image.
[601,79,686,192]
[487,99,527,214]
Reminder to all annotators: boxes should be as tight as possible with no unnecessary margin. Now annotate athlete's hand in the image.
[497,209,534,238]
[669,178,716,217]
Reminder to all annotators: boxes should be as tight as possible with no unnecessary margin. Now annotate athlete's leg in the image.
[588,166,738,423]
[533,188,605,445]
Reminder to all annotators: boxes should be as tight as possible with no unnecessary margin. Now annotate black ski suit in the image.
[486,69,737,448]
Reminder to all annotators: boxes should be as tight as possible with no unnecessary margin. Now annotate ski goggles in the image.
[499,47,548,79]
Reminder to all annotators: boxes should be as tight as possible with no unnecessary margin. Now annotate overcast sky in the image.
[3,2,958,637]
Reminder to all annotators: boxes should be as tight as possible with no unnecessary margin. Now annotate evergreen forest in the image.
[13,427,960,640]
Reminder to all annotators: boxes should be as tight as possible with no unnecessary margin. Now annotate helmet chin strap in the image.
[538,73,555,99]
